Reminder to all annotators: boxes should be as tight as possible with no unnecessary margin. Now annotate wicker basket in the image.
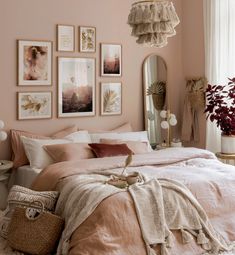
[152,93,165,111]
[7,201,64,255]
[188,91,205,111]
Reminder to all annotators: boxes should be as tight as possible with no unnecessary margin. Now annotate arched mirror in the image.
[143,55,167,148]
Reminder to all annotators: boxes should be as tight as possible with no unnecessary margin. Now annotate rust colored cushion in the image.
[89,143,133,158]
[11,125,77,168]
[43,143,94,162]
[100,139,149,155]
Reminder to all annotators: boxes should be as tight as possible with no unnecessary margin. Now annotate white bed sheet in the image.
[9,165,41,189]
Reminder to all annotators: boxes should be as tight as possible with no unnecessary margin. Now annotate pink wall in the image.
[0,0,184,160]
[181,0,206,148]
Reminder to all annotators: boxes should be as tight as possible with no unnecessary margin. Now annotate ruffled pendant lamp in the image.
[127,0,180,47]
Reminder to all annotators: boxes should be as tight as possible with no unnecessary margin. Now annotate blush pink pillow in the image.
[100,139,149,155]
[11,125,77,168]
[43,143,94,162]
[89,143,133,158]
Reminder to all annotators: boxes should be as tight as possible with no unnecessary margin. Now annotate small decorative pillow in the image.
[0,185,59,239]
[100,139,149,154]
[44,143,94,162]
[21,136,69,169]
[89,143,133,158]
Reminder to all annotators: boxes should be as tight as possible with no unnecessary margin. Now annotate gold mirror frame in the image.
[143,54,168,147]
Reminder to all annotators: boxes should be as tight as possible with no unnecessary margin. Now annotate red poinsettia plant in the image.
[205,78,235,136]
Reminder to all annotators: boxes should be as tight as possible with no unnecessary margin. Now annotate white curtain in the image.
[204,0,235,152]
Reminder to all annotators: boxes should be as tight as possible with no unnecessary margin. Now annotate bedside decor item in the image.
[160,110,177,147]
[0,120,7,143]
[18,40,52,86]
[58,57,96,118]
[79,26,96,53]
[7,201,64,255]
[127,0,180,48]
[205,77,235,154]
[101,44,122,76]
[57,24,75,52]
[0,160,13,210]
[101,83,122,116]
[18,92,52,120]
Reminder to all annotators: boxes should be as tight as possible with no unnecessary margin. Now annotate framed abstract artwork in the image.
[18,92,52,120]
[17,40,52,86]
[79,26,96,53]
[57,24,75,52]
[101,43,122,77]
[101,82,122,116]
[58,57,96,118]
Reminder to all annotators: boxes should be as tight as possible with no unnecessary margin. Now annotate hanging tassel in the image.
[151,4,160,22]
[135,5,144,24]
[197,230,210,245]
[147,244,157,255]
[127,7,136,25]
[161,243,170,255]
[167,2,180,27]
[160,5,170,21]
[166,232,174,248]
[131,25,138,37]
[181,229,194,244]
[143,5,151,23]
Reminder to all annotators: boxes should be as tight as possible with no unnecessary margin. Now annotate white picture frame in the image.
[58,57,96,118]
[18,40,52,86]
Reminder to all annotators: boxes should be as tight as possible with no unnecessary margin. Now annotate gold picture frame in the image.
[79,26,96,53]
[100,82,122,116]
[57,24,75,52]
[17,92,52,120]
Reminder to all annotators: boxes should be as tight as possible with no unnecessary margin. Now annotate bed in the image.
[30,147,235,255]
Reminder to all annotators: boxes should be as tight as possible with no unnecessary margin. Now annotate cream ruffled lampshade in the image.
[127,0,180,47]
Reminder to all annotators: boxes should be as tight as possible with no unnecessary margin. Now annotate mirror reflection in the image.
[143,55,167,148]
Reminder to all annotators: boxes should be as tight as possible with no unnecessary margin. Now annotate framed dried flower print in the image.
[101,83,122,116]
[18,40,52,86]
[101,44,122,77]
[58,57,96,118]
[18,92,52,120]
[79,26,96,53]
[57,24,75,52]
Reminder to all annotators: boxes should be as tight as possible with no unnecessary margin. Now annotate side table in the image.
[0,160,13,210]
[215,152,235,166]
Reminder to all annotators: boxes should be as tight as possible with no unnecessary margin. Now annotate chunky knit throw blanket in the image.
[55,172,235,255]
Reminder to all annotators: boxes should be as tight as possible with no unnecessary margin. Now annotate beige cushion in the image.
[44,143,94,163]
[0,185,59,239]
[10,125,77,168]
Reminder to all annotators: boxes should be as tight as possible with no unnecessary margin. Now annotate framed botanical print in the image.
[18,92,52,120]
[79,26,96,53]
[18,40,52,86]
[101,83,122,116]
[58,57,96,118]
[101,43,122,77]
[57,24,75,52]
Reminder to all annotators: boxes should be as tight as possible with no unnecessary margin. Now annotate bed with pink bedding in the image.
[31,147,235,255]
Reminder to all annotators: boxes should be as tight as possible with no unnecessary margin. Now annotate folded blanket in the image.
[56,172,235,255]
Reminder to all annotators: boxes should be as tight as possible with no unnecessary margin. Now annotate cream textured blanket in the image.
[55,172,235,255]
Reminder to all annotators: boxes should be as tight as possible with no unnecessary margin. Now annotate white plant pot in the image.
[221,135,235,154]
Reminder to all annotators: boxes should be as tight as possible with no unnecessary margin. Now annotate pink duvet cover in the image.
[32,148,235,255]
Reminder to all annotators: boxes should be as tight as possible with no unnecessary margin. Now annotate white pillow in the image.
[115,131,152,151]
[65,130,91,143]
[90,131,152,151]
[90,132,119,143]
[21,136,69,169]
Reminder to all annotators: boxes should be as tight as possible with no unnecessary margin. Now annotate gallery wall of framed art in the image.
[16,24,123,121]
